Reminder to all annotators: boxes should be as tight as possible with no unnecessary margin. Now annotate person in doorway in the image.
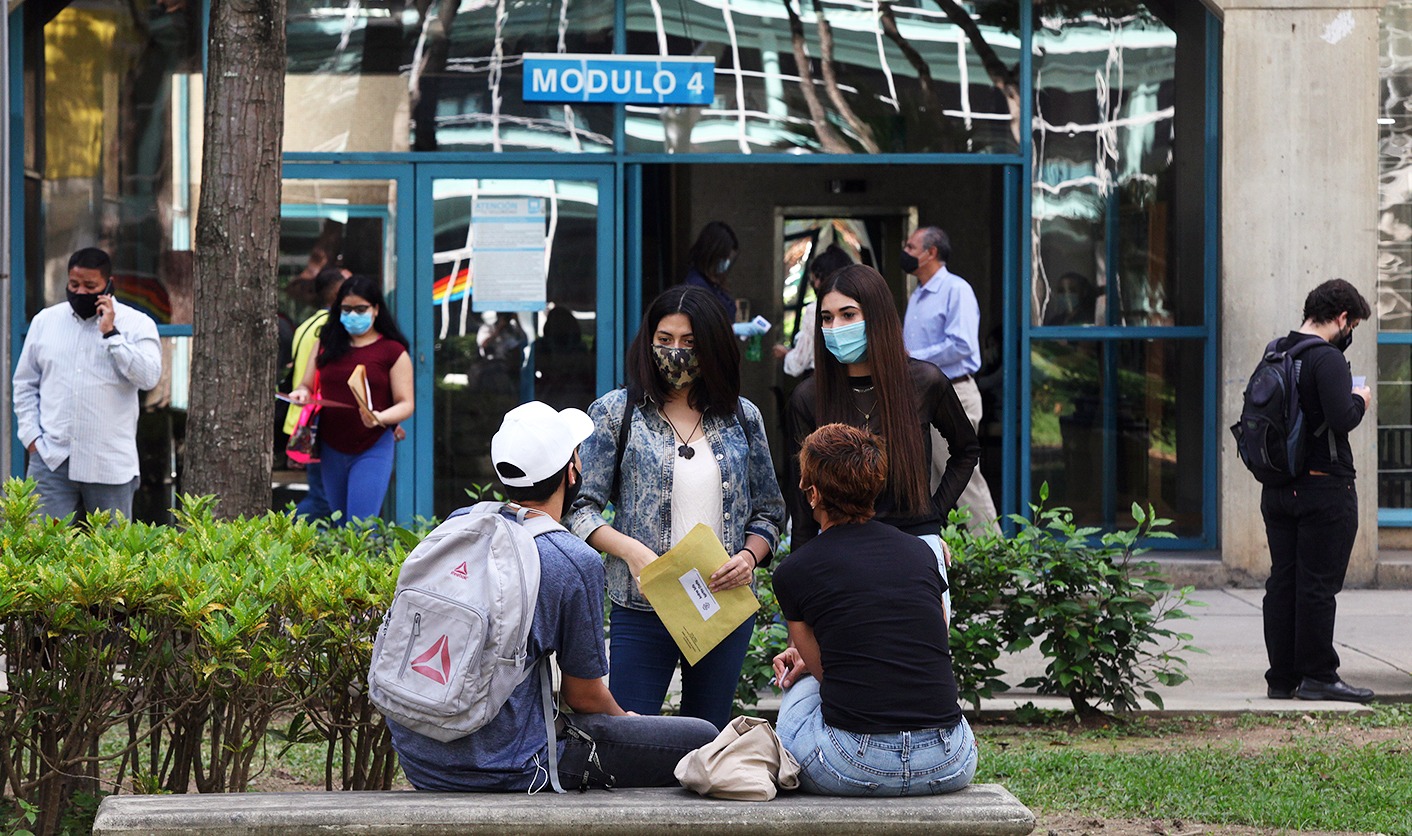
[772,422,977,796]
[283,266,347,519]
[13,247,163,522]
[570,286,786,730]
[1043,272,1100,327]
[1261,279,1374,703]
[773,244,853,378]
[900,226,998,530]
[389,401,720,791]
[682,221,739,317]
[289,275,414,524]
[785,265,977,622]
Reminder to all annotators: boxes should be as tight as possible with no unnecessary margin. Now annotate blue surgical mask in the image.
[823,320,868,364]
[341,310,374,336]
[717,258,732,274]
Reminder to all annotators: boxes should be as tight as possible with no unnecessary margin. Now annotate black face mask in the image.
[66,279,113,319]
[1333,325,1354,353]
[899,251,920,274]
[562,464,582,510]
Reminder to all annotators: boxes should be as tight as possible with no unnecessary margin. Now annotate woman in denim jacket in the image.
[570,286,786,729]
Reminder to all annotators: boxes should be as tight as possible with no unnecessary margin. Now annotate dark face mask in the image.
[1334,324,1354,353]
[66,278,113,319]
[899,251,920,274]
[562,464,582,509]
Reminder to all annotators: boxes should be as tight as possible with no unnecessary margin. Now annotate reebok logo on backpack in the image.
[368,501,561,742]
[1230,336,1328,486]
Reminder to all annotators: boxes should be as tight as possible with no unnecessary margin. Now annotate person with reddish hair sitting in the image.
[771,422,977,796]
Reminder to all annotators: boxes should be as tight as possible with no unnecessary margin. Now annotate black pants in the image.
[1260,478,1359,690]
[556,712,719,790]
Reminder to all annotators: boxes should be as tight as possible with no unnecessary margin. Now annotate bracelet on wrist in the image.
[742,545,762,567]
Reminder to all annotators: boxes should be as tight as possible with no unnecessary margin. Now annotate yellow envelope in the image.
[638,524,760,666]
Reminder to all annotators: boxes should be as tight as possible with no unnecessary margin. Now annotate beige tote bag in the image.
[674,715,802,801]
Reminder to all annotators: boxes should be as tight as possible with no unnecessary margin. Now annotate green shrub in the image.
[945,484,1200,720]
[0,480,422,835]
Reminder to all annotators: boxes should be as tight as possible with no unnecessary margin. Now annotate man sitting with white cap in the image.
[389,401,718,792]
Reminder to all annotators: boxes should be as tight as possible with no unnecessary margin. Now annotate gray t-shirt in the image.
[389,526,608,791]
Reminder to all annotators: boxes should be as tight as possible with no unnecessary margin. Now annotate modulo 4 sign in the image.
[522,53,715,106]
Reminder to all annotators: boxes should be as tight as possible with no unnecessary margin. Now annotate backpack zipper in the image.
[398,612,422,678]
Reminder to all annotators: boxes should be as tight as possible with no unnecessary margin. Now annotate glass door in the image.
[278,166,414,519]
[414,165,615,518]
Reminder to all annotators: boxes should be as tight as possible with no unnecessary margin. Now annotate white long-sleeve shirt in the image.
[13,300,163,484]
[782,301,816,378]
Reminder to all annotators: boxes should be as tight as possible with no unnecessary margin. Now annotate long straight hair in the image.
[317,275,410,367]
[812,264,930,517]
[626,285,740,415]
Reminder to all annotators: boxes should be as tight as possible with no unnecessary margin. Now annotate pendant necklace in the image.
[851,385,876,425]
[665,411,705,459]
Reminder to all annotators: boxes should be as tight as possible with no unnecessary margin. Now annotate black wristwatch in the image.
[102,328,121,339]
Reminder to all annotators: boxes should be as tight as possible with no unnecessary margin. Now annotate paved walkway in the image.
[978,588,1412,714]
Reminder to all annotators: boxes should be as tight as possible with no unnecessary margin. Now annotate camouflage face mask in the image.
[651,344,701,389]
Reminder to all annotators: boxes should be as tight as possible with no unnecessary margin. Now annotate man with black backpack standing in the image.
[1254,279,1374,703]
[382,401,718,791]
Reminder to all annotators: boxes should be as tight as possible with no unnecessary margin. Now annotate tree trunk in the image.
[186,0,287,517]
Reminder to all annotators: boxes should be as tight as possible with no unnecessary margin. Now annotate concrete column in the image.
[1216,0,1384,584]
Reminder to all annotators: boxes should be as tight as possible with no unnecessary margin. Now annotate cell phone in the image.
[1353,375,1367,388]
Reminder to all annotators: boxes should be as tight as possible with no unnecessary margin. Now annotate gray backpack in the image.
[368,501,566,792]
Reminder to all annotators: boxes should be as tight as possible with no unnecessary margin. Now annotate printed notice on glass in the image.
[677,568,722,620]
[471,197,547,312]
[638,524,759,665]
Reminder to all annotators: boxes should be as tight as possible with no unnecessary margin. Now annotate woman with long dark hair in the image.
[784,265,978,616]
[570,286,785,729]
[290,275,414,523]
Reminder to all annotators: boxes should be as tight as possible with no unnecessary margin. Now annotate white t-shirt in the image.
[669,437,726,547]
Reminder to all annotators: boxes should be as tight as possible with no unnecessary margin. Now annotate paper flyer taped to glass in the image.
[638,524,760,666]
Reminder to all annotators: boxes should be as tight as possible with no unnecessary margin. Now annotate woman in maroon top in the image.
[290,275,414,523]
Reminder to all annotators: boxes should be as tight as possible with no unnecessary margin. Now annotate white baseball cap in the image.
[491,401,595,487]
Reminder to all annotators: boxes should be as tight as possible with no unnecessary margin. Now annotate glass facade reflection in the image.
[1031,0,1209,328]
[1380,0,1412,511]
[623,0,1018,154]
[11,0,1220,541]
[285,0,616,153]
[23,0,203,322]
[1030,338,1202,537]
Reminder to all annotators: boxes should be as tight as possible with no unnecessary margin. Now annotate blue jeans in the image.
[320,431,395,524]
[26,455,138,523]
[294,461,332,520]
[777,676,977,796]
[608,604,754,730]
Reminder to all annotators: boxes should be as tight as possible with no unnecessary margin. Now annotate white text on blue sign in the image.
[522,53,715,106]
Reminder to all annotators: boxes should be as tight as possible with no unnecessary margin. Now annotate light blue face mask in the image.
[341,310,374,336]
[717,258,732,274]
[823,319,868,364]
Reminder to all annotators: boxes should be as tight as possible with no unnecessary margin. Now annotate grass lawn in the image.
[974,706,1412,835]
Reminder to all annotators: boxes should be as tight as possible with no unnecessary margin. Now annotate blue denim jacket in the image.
[569,388,786,611]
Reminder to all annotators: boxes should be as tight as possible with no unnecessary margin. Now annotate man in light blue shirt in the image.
[13,248,163,521]
[901,227,997,529]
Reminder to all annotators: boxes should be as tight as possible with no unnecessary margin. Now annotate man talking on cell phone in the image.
[13,247,162,523]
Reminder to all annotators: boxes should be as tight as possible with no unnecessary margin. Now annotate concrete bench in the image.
[92,784,1035,835]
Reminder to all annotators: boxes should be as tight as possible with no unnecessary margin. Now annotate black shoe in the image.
[1295,677,1375,704]
[1267,685,1296,700]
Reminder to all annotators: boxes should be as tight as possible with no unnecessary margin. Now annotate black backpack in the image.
[1230,335,1333,486]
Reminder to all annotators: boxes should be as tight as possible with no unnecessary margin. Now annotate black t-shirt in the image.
[786,359,979,546]
[772,520,963,734]
[1277,331,1365,480]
